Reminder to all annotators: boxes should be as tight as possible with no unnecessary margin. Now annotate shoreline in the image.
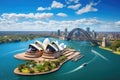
[0,35,59,44]
[14,59,69,75]
[14,49,82,75]
[99,46,120,55]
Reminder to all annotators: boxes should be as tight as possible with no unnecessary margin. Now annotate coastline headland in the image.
[99,46,120,55]
[14,49,83,75]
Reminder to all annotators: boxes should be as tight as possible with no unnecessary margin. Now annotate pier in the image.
[71,54,84,61]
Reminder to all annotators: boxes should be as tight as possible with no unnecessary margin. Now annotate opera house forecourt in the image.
[14,38,83,75]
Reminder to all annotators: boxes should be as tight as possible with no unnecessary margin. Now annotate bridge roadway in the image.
[65,28,98,46]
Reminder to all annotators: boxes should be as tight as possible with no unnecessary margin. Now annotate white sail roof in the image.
[29,38,67,52]
[34,40,44,50]
[47,43,59,52]
[60,43,66,49]
[29,44,43,51]
[43,38,50,50]
[51,41,64,51]
[43,38,50,45]
[55,41,59,45]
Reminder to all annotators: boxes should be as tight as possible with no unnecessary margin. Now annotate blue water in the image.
[0,37,120,80]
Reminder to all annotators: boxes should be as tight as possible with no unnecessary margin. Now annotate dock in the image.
[71,54,84,61]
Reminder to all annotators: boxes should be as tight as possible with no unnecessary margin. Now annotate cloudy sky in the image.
[0,0,120,31]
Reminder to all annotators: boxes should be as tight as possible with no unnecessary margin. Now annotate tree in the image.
[111,40,120,51]
[26,60,36,67]
[43,61,52,71]
[18,64,25,72]
[52,60,60,67]
[58,56,67,62]
[35,64,44,72]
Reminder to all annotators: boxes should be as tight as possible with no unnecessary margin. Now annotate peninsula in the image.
[14,38,83,75]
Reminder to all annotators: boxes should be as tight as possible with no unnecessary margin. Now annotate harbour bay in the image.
[0,37,120,80]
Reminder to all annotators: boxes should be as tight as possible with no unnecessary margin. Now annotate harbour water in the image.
[0,37,120,80]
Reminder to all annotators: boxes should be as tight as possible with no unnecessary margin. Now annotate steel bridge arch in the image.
[66,28,98,46]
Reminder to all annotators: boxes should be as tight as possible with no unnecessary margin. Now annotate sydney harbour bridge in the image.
[65,28,98,46]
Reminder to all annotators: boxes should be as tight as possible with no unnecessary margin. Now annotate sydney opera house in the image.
[25,38,67,59]
[14,38,81,63]
[14,38,82,75]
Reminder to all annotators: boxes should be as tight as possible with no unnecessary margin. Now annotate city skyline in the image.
[0,0,120,31]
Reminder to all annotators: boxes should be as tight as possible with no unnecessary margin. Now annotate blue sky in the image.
[0,0,120,31]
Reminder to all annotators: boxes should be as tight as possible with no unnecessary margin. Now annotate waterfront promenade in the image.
[99,46,120,55]
[14,49,84,75]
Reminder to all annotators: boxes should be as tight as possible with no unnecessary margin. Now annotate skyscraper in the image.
[57,29,61,36]
[92,30,96,39]
[86,27,90,33]
[64,28,68,37]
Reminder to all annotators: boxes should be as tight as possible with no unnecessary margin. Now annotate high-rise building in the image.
[86,27,90,33]
[92,30,96,39]
[57,29,61,36]
[64,28,68,37]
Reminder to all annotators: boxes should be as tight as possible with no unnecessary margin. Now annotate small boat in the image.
[82,63,88,67]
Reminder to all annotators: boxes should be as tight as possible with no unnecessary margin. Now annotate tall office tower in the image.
[57,29,61,36]
[64,28,68,37]
[86,27,90,33]
[92,30,96,39]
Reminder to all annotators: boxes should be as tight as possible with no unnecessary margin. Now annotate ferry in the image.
[82,63,88,67]
[71,54,84,61]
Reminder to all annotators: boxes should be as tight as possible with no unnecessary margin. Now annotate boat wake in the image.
[1,48,26,57]
[64,55,97,74]
[91,49,108,61]
[64,65,84,74]
[63,49,108,75]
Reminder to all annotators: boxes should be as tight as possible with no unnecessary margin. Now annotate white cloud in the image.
[68,4,81,10]
[115,21,120,26]
[65,0,70,4]
[66,0,79,4]
[76,2,98,15]
[51,1,64,8]
[69,0,79,3]
[0,15,120,31]
[37,1,65,11]
[34,13,53,19]
[37,7,51,11]
[1,13,54,20]
[56,13,67,17]
[37,7,46,11]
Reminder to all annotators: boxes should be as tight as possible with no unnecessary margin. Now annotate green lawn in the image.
[99,46,120,55]
[113,51,120,55]
[99,46,112,51]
